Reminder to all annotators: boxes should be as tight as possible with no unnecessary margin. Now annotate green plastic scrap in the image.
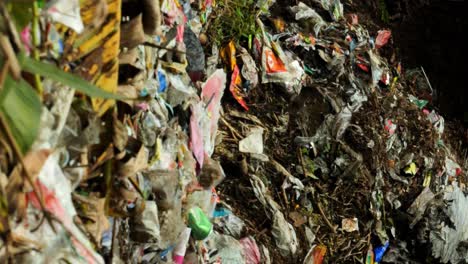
[304,65,315,75]
[408,95,428,109]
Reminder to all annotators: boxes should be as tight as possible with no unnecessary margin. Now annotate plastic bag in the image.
[214,210,245,238]
[240,237,261,264]
[430,183,468,263]
[221,41,249,110]
[207,232,245,262]
[333,107,352,140]
[312,0,343,21]
[239,127,264,154]
[407,187,435,228]
[375,30,391,49]
[250,175,298,256]
[190,102,206,166]
[369,51,384,87]
[129,201,161,242]
[239,46,259,89]
[271,210,298,256]
[47,0,84,33]
[201,69,227,156]
[290,2,326,35]
[23,152,104,263]
[259,27,295,85]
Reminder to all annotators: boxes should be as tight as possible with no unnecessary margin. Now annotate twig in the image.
[220,116,242,139]
[142,41,186,54]
[298,148,307,177]
[317,202,336,233]
[0,35,21,81]
[337,237,367,262]
[257,228,268,237]
[0,59,11,89]
[0,113,55,232]
[315,236,324,246]
[128,176,145,199]
[110,218,118,264]
[337,140,363,179]
[420,66,433,94]
[281,188,289,208]
[274,189,286,210]
[270,159,295,180]
[0,132,13,163]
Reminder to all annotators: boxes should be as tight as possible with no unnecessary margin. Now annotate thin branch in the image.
[317,202,336,233]
[0,113,55,232]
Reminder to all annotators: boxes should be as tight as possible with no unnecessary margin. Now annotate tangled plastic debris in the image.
[0,0,466,263]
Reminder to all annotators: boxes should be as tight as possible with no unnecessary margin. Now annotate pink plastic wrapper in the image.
[20,26,32,54]
[384,119,397,136]
[375,30,391,49]
[201,69,227,136]
[240,237,261,264]
[176,24,185,43]
[190,102,205,166]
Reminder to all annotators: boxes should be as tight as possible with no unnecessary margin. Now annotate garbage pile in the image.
[0,0,466,263]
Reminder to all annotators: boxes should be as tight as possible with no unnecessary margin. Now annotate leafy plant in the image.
[7,0,34,30]
[0,74,42,154]
[209,0,261,45]
[0,51,124,154]
[18,53,124,99]
[1,0,124,155]
[379,0,390,23]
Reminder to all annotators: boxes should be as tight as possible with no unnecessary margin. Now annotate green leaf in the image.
[0,74,42,154]
[7,1,34,30]
[17,53,124,100]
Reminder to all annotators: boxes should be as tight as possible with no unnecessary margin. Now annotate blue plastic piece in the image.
[140,88,148,97]
[58,39,64,54]
[374,241,390,263]
[160,245,175,258]
[213,207,231,218]
[158,71,167,93]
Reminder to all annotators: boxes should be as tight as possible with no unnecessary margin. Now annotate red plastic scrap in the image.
[345,35,352,42]
[221,41,250,110]
[357,63,369,72]
[375,30,391,49]
[312,245,327,264]
[380,72,390,85]
[264,49,287,73]
[27,180,67,223]
[356,55,370,72]
[253,38,262,61]
[229,65,249,110]
[384,119,397,136]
